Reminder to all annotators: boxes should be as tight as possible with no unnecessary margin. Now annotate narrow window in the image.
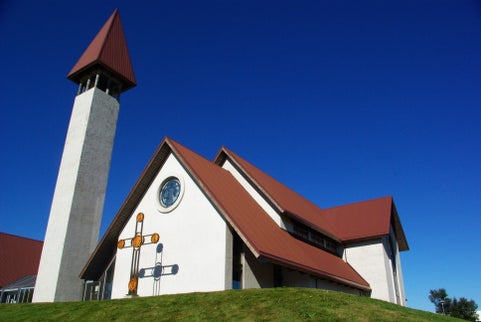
[232,234,243,289]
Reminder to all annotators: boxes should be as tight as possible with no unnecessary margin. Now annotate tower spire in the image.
[33,10,135,302]
[68,9,136,96]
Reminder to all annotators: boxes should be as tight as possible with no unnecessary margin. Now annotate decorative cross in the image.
[117,212,159,296]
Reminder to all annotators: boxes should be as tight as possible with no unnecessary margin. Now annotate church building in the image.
[81,138,408,305]
[34,10,409,305]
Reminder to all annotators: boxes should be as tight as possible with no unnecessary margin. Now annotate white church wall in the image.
[343,238,397,303]
[111,153,230,298]
[222,159,284,228]
[389,227,407,306]
[395,248,406,306]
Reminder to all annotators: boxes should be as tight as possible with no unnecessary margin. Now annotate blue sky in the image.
[1,0,480,313]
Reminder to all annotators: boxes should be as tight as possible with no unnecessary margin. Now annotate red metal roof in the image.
[322,198,409,251]
[67,9,136,91]
[216,148,408,251]
[323,197,393,242]
[0,232,43,288]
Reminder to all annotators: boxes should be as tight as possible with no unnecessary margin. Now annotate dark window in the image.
[291,221,340,256]
[293,222,309,239]
[232,233,243,289]
[273,265,283,287]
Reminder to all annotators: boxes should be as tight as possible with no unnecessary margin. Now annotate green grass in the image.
[0,288,462,321]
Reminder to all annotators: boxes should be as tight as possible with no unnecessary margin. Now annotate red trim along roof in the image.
[67,9,136,91]
[0,232,43,288]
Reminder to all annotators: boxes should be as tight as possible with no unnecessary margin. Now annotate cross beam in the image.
[117,212,159,296]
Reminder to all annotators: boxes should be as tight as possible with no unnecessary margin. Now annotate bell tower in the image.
[33,9,136,302]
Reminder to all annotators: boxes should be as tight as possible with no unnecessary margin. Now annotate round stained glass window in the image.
[159,178,181,208]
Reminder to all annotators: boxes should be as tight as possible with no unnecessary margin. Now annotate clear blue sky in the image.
[1,0,480,313]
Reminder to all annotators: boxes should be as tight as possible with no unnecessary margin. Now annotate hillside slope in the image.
[0,288,461,321]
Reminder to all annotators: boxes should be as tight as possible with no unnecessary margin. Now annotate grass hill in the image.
[0,288,462,321]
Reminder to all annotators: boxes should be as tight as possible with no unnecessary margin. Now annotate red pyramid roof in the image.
[67,9,136,91]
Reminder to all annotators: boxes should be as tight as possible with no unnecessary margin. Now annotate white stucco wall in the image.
[344,236,404,304]
[389,228,406,306]
[396,251,406,306]
[111,153,230,298]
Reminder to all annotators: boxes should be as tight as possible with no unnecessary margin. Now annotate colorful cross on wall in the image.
[117,212,159,296]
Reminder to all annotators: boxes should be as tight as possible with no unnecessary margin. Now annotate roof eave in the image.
[67,61,137,92]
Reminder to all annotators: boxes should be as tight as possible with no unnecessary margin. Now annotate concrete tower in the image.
[33,9,136,302]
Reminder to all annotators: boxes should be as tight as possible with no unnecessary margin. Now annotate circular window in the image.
[157,176,184,213]
[160,178,181,207]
